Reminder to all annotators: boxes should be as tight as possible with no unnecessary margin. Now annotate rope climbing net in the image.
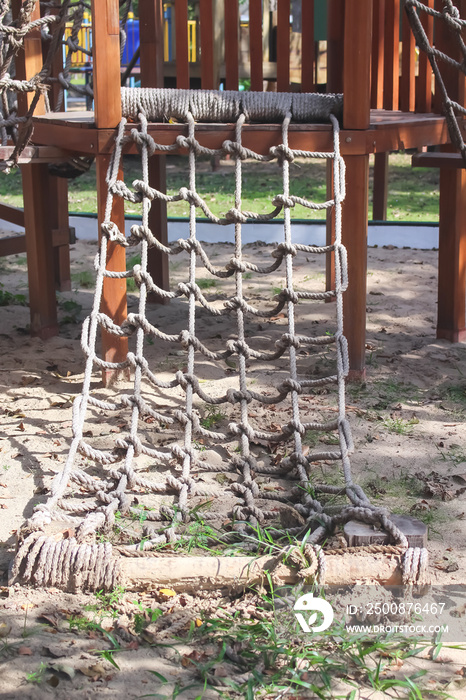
[403,0,466,164]
[12,88,428,591]
[0,0,133,169]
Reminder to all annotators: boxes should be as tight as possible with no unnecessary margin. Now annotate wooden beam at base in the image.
[119,552,410,593]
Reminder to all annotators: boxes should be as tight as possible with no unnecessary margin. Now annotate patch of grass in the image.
[0,153,441,221]
[197,277,216,290]
[58,298,83,324]
[348,379,422,410]
[439,444,466,466]
[71,269,95,289]
[382,416,419,434]
[0,283,27,307]
[200,405,225,429]
[25,662,48,685]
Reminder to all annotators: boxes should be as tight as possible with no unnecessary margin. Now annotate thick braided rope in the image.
[403,0,466,164]
[14,88,424,589]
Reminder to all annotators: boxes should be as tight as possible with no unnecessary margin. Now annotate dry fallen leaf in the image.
[17,646,33,655]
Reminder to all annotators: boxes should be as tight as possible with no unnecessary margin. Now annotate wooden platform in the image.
[31,110,453,157]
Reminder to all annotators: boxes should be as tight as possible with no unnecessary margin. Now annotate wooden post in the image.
[327,0,345,94]
[224,0,239,89]
[249,0,264,91]
[301,0,315,92]
[372,152,389,221]
[383,0,400,111]
[140,0,170,303]
[92,0,128,382]
[371,0,385,109]
[13,0,58,338]
[416,0,434,112]
[435,0,466,342]
[175,0,190,88]
[277,0,290,92]
[342,0,373,378]
[437,167,466,342]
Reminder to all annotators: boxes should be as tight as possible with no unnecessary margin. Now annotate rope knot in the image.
[284,420,306,437]
[226,339,251,358]
[280,378,303,394]
[277,287,299,304]
[226,388,253,404]
[226,257,247,273]
[225,208,248,223]
[277,333,300,350]
[130,129,156,156]
[272,194,295,209]
[272,242,297,258]
[269,144,294,163]
[100,221,127,246]
[228,422,255,441]
[222,140,248,160]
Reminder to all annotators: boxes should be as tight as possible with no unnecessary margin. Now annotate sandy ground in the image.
[0,235,466,697]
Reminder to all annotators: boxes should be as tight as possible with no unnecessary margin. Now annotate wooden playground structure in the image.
[0,0,465,382]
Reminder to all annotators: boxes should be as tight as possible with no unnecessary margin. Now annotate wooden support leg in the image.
[21,163,59,340]
[372,152,389,221]
[342,155,369,380]
[49,176,71,292]
[437,168,466,342]
[147,155,170,303]
[96,155,129,384]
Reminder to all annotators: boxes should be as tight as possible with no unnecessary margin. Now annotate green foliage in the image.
[200,405,225,429]
[0,283,27,307]
[197,277,216,290]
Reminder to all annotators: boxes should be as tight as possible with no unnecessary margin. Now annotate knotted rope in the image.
[13,87,427,589]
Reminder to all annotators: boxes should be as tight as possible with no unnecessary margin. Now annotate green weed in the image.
[382,416,419,434]
[197,278,216,290]
[58,298,83,324]
[200,405,225,430]
[25,662,48,685]
[0,283,27,307]
[71,270,94,289]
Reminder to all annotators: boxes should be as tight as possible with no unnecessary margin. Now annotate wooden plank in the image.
[224,0,239,89]
[21,163,59,339]
[139,0,170,305]
[371,0,385,109]
[119,551,410,591]
[343,0,373,129]
[412,152,465,168]
[249,0,263,92]
[175,0,190,88]
[437,167,466,342]
[200,0,215,89]
[327,0,344,94]
[277,0,290,92]
[342,155,370,378]
[301,0,314,92]
[0,203,24,227]
[344,515,427,549]
[0,235,26,257]
[416,0,434,113]
[372,151,389,220]
[400,1,416,113]
[0,145,71,162]
[383,0,400,111]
